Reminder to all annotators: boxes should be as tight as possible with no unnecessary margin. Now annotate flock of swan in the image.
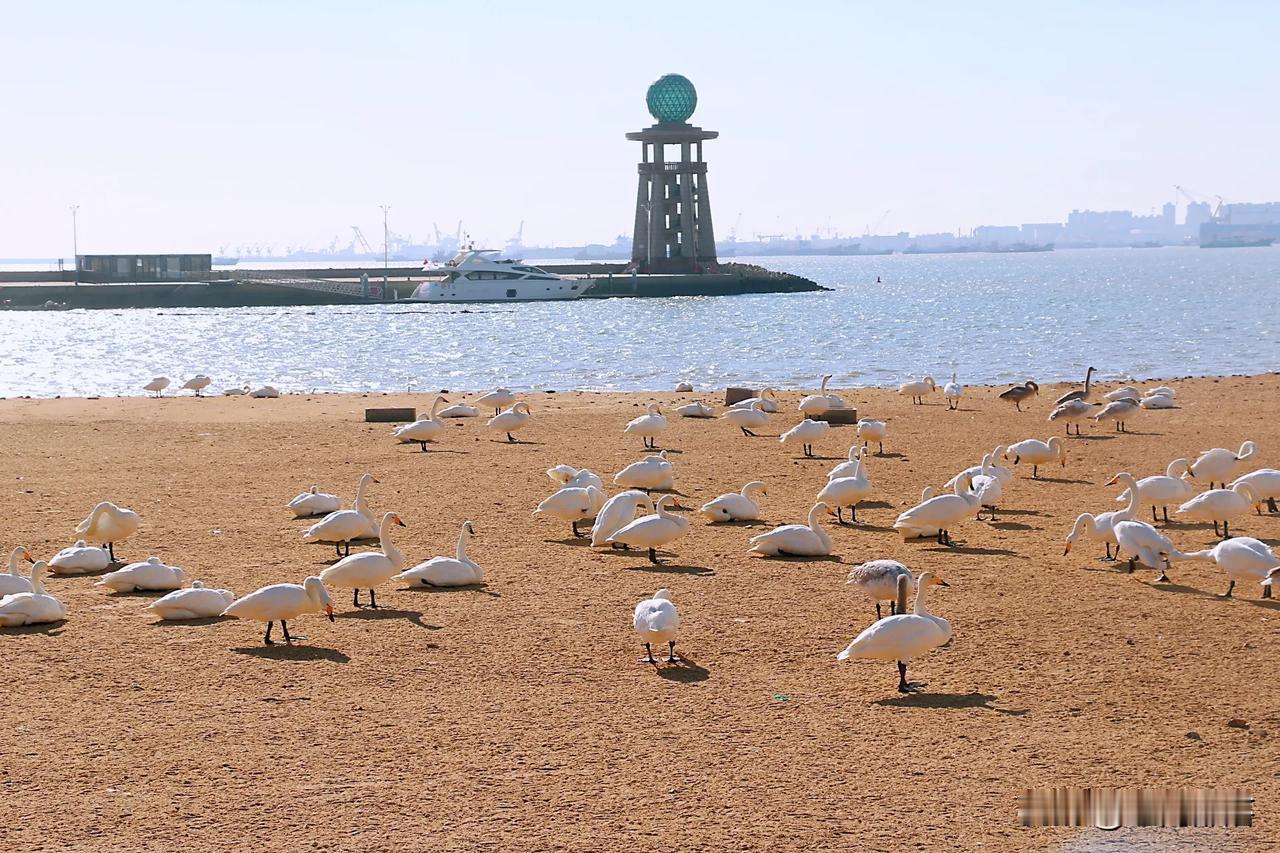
[3,369,1278,694]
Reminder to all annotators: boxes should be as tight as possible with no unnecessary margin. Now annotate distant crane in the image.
[863,209,891,237]
[728,212,743,241]
[350,226,375,255]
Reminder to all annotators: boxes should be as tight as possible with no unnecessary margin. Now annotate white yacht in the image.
[408,248,588,302]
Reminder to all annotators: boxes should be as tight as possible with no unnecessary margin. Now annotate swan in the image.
[898,375,936,405]
[1177,483,1258,538]
[148,580,236,620]
[700,481,766,523]
[1064,481,1141,560]
[798,374,845,415]
[287,485,341,519]
[674,381,694,393]
[1047,399,1098,435]
[487,402,532,442]
[999,380,1039,411]
[0,562,65,627]
[546,465,604,490]
[836,571,951,693]
[828,445,867,481]
[1140,393,1177,410]
[779,417,829,457]
[1187,441,1257,489]
[817,455,873,524]
[180,375,212,396]
[250,385,280,398]
[607,495,690,564]
[1230,468,1280,514]
[75,501,140,562]
[856,419,887,455]
[476,387,516,415]
[1005,436,1066,479]
[1104,386,1140,402]
[95,556,186,592]
[1093,397,1139,432]
[1112,462,1194,523]
[391,396,450,451]
[945,446,1013,489]
[730,388,778,413]
[143,376,170,397]
[398,520,482,587]
[624,402,669,449]
[722,400,769,436]
[634,589,680,663]
[1147,385,1176,398]
[591,491,654,546]
[437,402,480,418]
[534,485,606,537]
[1055,366,1097,405]
[613,452,674,492]
[894,474,980,545]
[303,473,378,557]
[1174,537,1280,598]
[222,576,334,645]
[222,384,250,396]
[942,372,962,410]
[675,400,715,418]
[846,560,915,619]
[970,454,1004,521]
[47,540,111,575]
[0,546,34,596]
[749,502,833,557]
[1112,520,1183,581]
[561,469,605,491]
[320,512,407,608]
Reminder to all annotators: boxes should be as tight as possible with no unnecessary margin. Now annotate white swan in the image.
[674,381,694,393]
[1104,386,1140,401]
[75,501,140,562]
[817,455,873,524]
[1005,436,1066,479]
[591,491,654,546]
[47,540,111,575]
[437,402,480,418]
[1230,468,1280,514]
[148,581,236,620]
[250,385,280,398]
[222,576,334,645]
[1112,520,1182,581]
[898,375,936,404]
[180,374,212,396]
[320,512,407,608]
[675,400,715,418]
[634,589,680,663]
[700,481,766,522]
[1064,483,1141,560]
[722,400,769,436]
[607,495,690,564]
[303,473,378,557]
[846,560,915,619]
[1047,398,1098,435]
[476,387,516,415]
[970,454,1004,521]
[1177,482,1258,538]
[487,402,532,442]
[836,571,951,693]
[856,419,887,455]
[624,402,669,449]
[1112,461,1194,523]
[1093,397,1139,431]
[0,546,34,596]
[1140,393,1177,409]
[0,562,65,627]
[798,374,845,415]
[779,417,829,457]
[1174,537,1280,598]
[534,485,606,537]
[391,395,450,450]
[143,376,170,397]
[222,384,250,396]
[287,485,341,519]
[730,388,778,413]
[749,502,833,557]
[828,445,867,481]
[945,446,1013,489]
[95,556,186,592]
[942,372,962,409]
[398,520,483,587]
[893,475,979,545]
[1187,441,1257,489]
[613,451,674,492]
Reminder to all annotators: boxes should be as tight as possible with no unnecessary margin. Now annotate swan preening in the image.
[1187,441,1257,489]
[287,485,341,519]
[399,520,483,586]
[798,374,845,416]
[222,576,334,645]
[837,571,951,693]
[700,481,766,522]
[779,418,829,457]
[320,512,408,607]
[488,402,532,442]
[607,495,689,563]
[1230,468,1280,513]
[999,380,1039,411]
[592,491,654,546]
[856,419,886,455]
[392,396,450,450]
[1112,520,1181,581]
[95,557,186,592]
[898,376,935,405]
[894,474,979,545]
[723,400,769,437]
[1093,397,1139,432]
[534,485,606,537]
[303,473,378,556]
[143,376,170,397]
[613,452,674,492]
[476,388,516,415]
[75,501,140,563]
[180,375,212,396]
[1048,399,1098,435]
[730,388,778,413]
[0,562,65,627]
[624,402,669,449]
[634,589,680,663]
[749,502,833,557]
[846,560,914,619]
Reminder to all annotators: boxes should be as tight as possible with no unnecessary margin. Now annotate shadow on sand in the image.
[231,644,351,663]
[874,691,1027,715]
[654,656,711,683]
[335,608,440,630]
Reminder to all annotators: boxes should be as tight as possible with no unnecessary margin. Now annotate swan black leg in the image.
[1163,506,1170,522]
[571,521,581,537]
[665,641,678,663]
[648,547,661,564]
[368,588,378,609]
[354,588,361,607]
[1218,580,1235,599]
[1213,521,1221,537]
[890,600,897,615]
[1264,584,1273,600]
[896,661,910,693]
[507,432,516,443]
[875,602,883,619]
[1152,505,1158,523]
[282,620,299,642]
[419,441,428,452]
[643,642,655,664]
[1223,520,1231,539]
[264,621,275,645]
[1269,498,1278,513]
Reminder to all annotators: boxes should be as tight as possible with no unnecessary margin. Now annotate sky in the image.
[3,0,1280,256]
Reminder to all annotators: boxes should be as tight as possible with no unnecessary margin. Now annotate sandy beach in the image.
[2,375,1278,850]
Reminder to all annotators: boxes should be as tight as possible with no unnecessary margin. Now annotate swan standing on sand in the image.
[1064,483,1141,560]
[846,560,915,619]
[476,388,516,415]
[148,581,236,620]
[1005,437,1066,479]
[1175,537,1280,598]
[1187,441,1257,489]
[837,571,951,693]
[945,446,1013,489]
[749,502,834,557]
[942,372,962,409]
[856,419,887,455]
[607,495,689,564]
[700,481,766,522]
[47,540,111,575]
[1177,483,1258,538]
[1112,461,1194,523]
[730,388,778,413]
[180,375,212,396]
[391,396,450,451]
[828,445,867,480]
[534,485,606,537]
[780,418,829,458]
[894,474,979,545]
[1230,469,1280,514]
[970,454,1004,521]
[320,512,407,608]
[287,485,341,519]
[624,402,669,449]
[75,501,140,563]
[613,452,674,492]
[437,402,480,418]
[1047,399,1098,435]
[818,454,873,524]
[722,400,769,437]
[398,521,483,587]
[898,376,936,405]
[1093,397,1139,432]
[222,576,334,645]
[0,562,65,627]
[1055,366,1097,405]
[143,376,170,397]
[675,400,715,418]
[95,557,186,592]
[999,380,1039,411]
[1112,520,1182,582]
[487,402,532,442]
[0,546,34,596]
[634,589,680,663]
[798,374,845,415]
[591,491,654,546]
[303,473,378,557]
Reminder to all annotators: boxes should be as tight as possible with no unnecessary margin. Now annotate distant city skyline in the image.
[4,1,1280,257]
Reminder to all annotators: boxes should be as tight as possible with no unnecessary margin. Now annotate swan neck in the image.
[913,582,931,616]
[380,516,404,566]
[7,547,20,575]
[456,526,470,562]
[1122,482,1140,516]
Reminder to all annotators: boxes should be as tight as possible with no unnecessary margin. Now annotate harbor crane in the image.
[350,226,375,255]
[863,209,891,237]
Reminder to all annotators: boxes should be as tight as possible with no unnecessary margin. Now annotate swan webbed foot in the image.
[641,643,656,664]
[647,547,663,565]
[1217,581,1234,598]
[896,661,911,692]
[1155,573,1170,583]
[367,589,378,609]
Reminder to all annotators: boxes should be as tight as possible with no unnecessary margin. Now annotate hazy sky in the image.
[3,1,1279,256]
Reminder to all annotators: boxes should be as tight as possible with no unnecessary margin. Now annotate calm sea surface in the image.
[2,248,1277,397]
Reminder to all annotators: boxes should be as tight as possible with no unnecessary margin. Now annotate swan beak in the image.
[22,549,34,563]
[326,604,335,622]
[396,518,407,527]
[670,499,683,509]
[1104,477,1117,486]
[1063,543,1073,555]
[372,477,382,484]
[937,579,951,587]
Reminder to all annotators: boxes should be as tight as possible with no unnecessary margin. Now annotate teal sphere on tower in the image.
[646,74,697,124]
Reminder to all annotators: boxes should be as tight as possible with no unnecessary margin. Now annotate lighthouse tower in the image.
[626,74,718,273]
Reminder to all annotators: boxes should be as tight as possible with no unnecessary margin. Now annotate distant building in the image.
[77,254,212,283]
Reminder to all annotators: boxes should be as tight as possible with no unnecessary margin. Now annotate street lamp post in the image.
[70,204,80,285]
[380,204,390,296]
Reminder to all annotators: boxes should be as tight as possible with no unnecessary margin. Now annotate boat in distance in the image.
[407,248,587,302]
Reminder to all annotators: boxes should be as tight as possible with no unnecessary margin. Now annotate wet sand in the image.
[1,375,1278,850]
